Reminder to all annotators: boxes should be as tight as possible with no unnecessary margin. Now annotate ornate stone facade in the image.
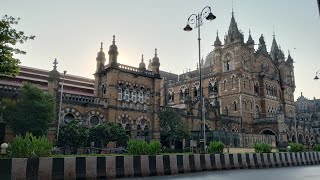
[0,13,317,147]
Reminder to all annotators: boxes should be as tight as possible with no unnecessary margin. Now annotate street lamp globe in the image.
[206,12,216,20]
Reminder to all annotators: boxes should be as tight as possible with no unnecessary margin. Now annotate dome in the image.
[48,69,60,80]
[204,51,215,67]
[96,42,105,60]
[108,35,118,54]
[151,48,160,66]
[48,59,60,80]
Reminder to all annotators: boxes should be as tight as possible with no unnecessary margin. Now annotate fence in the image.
[190,131,276,148]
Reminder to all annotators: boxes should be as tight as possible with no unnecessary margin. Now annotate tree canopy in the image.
[58,120,89,149]
[160,107,190,145]
[89,122,129,148]
[0,15,35,76]
[3,83,55,136]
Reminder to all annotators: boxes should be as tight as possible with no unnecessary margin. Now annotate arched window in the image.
[132,90,137,102]
[223,53,233,72]
[223,80,227,90]
[194,87,198,97]
[250,99,253,110]
[224,106,228,115]
[124,88,130,102]
[233,101,237,111]
[243,100,247,110]
[231,76,235,89]
[117,87,122,100]
[255,105,260,118]
[138,90,144,103]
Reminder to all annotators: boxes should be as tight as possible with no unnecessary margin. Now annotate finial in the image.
[249,29,251,35]
[100,42,103,51]
[232,0,234,15]
[141,54,144,62]
[273,25,275,38]
[53,58,58,70]
[155,48,157,56]
[112,35,115,44]
[216,30,219,36]
[301,92,303,96]
[288,49,290,55]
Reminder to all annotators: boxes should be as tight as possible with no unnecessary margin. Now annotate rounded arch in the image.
[259,128,277,136]
[136,115,151,131]
[116,114,134,130]
[230,126,239,132]
[61,107,82,124]
[84,110,105,127]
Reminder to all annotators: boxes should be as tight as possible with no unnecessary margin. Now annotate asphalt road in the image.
[122,165,320,180]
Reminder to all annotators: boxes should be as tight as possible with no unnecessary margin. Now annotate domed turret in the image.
[96,42,106,72]
[108,35,119,67]
[139,54,146,70]
[151,48,160,74]
[48,58,60,81]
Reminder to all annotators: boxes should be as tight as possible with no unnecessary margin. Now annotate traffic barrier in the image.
[0,152,320,179]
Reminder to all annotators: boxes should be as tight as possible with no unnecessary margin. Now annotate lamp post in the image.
[56,70,67,142]
[183,6,216,153]
[314,70,320,80]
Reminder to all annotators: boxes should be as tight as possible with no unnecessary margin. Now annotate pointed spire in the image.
[247,29,254,45]
[270,31,279,61]
[112,35,115,45]
[286,49,294,64]
[225,10,244,45]
[255,34,267,55]
[214,30,222,47]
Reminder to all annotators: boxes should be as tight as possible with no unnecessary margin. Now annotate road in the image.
[122,165,320,180]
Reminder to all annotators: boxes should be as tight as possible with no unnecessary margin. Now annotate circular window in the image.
[64,114,75,124]
[90,116,99,126]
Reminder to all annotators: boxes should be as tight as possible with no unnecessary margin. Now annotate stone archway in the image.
[116,114,134,138]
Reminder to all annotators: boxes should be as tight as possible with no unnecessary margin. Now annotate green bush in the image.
[288,143,304,152]
[148,141,162,155]
[127,140,161,155]
[313,144,320,151]
[208,141,224,154]
[8,133,52,158]
[253,142,272,153]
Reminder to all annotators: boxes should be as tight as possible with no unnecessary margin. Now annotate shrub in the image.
[288,143,304,152]
[313,144,320,151]
[208,141,224,154]
[127,140,162,155]
[253,142,272,153]
[7,133,52,158]
[148,141,162,155]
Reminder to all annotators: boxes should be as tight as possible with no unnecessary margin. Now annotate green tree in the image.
[3,83,55,136]
[57,120,88,151]
[160,107,190,147]
[88,122,129,148]
[0,15,35,76]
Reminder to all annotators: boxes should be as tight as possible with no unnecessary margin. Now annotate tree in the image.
[160,107,190,147]
[0,15,35,76]
[58,120,89,150]
[3,83,55,136]
[88,122,129,148]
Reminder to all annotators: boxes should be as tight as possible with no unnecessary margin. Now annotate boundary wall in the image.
[0,152,320,179]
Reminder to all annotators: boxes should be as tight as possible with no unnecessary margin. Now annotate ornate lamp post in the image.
[183,6,216,153]
[56,70,67,142]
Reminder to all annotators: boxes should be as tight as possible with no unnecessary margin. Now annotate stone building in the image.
[294,93,320,146]
[0,13,314,147]
[160,13,298,145]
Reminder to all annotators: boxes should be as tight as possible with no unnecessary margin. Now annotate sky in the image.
[1,0,320,100]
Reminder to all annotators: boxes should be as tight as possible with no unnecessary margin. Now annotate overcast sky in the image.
[1,0,319,100]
